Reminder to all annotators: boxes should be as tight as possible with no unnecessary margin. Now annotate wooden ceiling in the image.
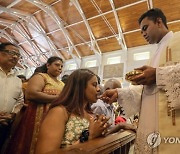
[0,0,179,68]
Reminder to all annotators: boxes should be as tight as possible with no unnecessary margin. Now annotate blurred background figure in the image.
[17,75,27,95]
[61,74,69,84]
[17,75,26,83]
[104,79,121,91]
[91,79,121,127]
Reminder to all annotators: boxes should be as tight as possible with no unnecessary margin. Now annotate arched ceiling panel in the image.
[4,28,12,34]
[13,0,63,13]
[60,50,72,60]
[35,10,59,32]
[104,13,118,34]
[18,21,35,38]
[97,37,121,53]
[0,12,19,21]
[66,27,88,45]
[48,30,68,48]
[118,2,148,32]
[75,44,94,57]
[12,1,40,13]
[114,0,140,8]
[153,0,180,22]
[42,0,57,3]
[88,13,117,39]
[72,48,80,57]
[53,0,83,24]
[124,31,147,48]
[168,22,180,32]
[33,36,51,52]
[20,42,37,56]
[66,22,91,44]
[0,37,8,43]
[39,54,48,63]
[79,0,112,19]
[0,0,179,68]
[0,0,14,6]
[12,30,27,43]
[19,41,48,66]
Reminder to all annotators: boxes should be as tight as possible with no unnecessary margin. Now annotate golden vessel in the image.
[125,70,143,82]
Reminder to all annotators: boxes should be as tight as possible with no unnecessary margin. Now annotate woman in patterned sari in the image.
[5,56,64,154]
[35,69,111,154]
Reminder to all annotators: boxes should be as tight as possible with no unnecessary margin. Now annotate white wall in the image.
[22,44,157,86]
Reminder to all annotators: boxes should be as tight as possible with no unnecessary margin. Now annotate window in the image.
[134,52,150,61]
[107,56,121,64]
[67,63,77,70]
[85,60,96,68]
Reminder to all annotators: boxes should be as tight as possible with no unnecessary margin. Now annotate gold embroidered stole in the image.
[158,32,180,153]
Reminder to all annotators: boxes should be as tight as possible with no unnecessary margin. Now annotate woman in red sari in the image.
[5,56,64,154]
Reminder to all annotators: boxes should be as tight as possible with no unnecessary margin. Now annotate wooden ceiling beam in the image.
[32,0,148,44]
[0,28,37,68]
[0,2,66,63]
[0,0,22,14]
[71,0,103,74]
[30,16,65,61]
[147,0,153,9]
[0,6,47,65]
[15,24,47,65]
[168,19,180,24]
[91,0,116,36]
[20,16,65,61]
[109,0,127,51]
[34,0,148,47]
[71,0,102,55]
[0,29,16,44]
[0,0,179,67]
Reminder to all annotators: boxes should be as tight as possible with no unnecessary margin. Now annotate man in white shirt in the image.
[0,42,24,150]
[101,8,180,154]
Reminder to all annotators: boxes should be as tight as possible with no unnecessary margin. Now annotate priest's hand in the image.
[131,65,156,85]
[100,89,118,104]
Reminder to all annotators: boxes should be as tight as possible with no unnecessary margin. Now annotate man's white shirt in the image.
[0,67,24,113]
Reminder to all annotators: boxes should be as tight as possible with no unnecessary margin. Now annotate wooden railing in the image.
[48,130,136,154]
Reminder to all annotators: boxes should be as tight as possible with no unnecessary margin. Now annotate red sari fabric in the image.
[5,73,64,154]
[5,101,39,154]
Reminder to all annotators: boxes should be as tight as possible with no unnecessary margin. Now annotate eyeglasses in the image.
[1,50,21,58]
